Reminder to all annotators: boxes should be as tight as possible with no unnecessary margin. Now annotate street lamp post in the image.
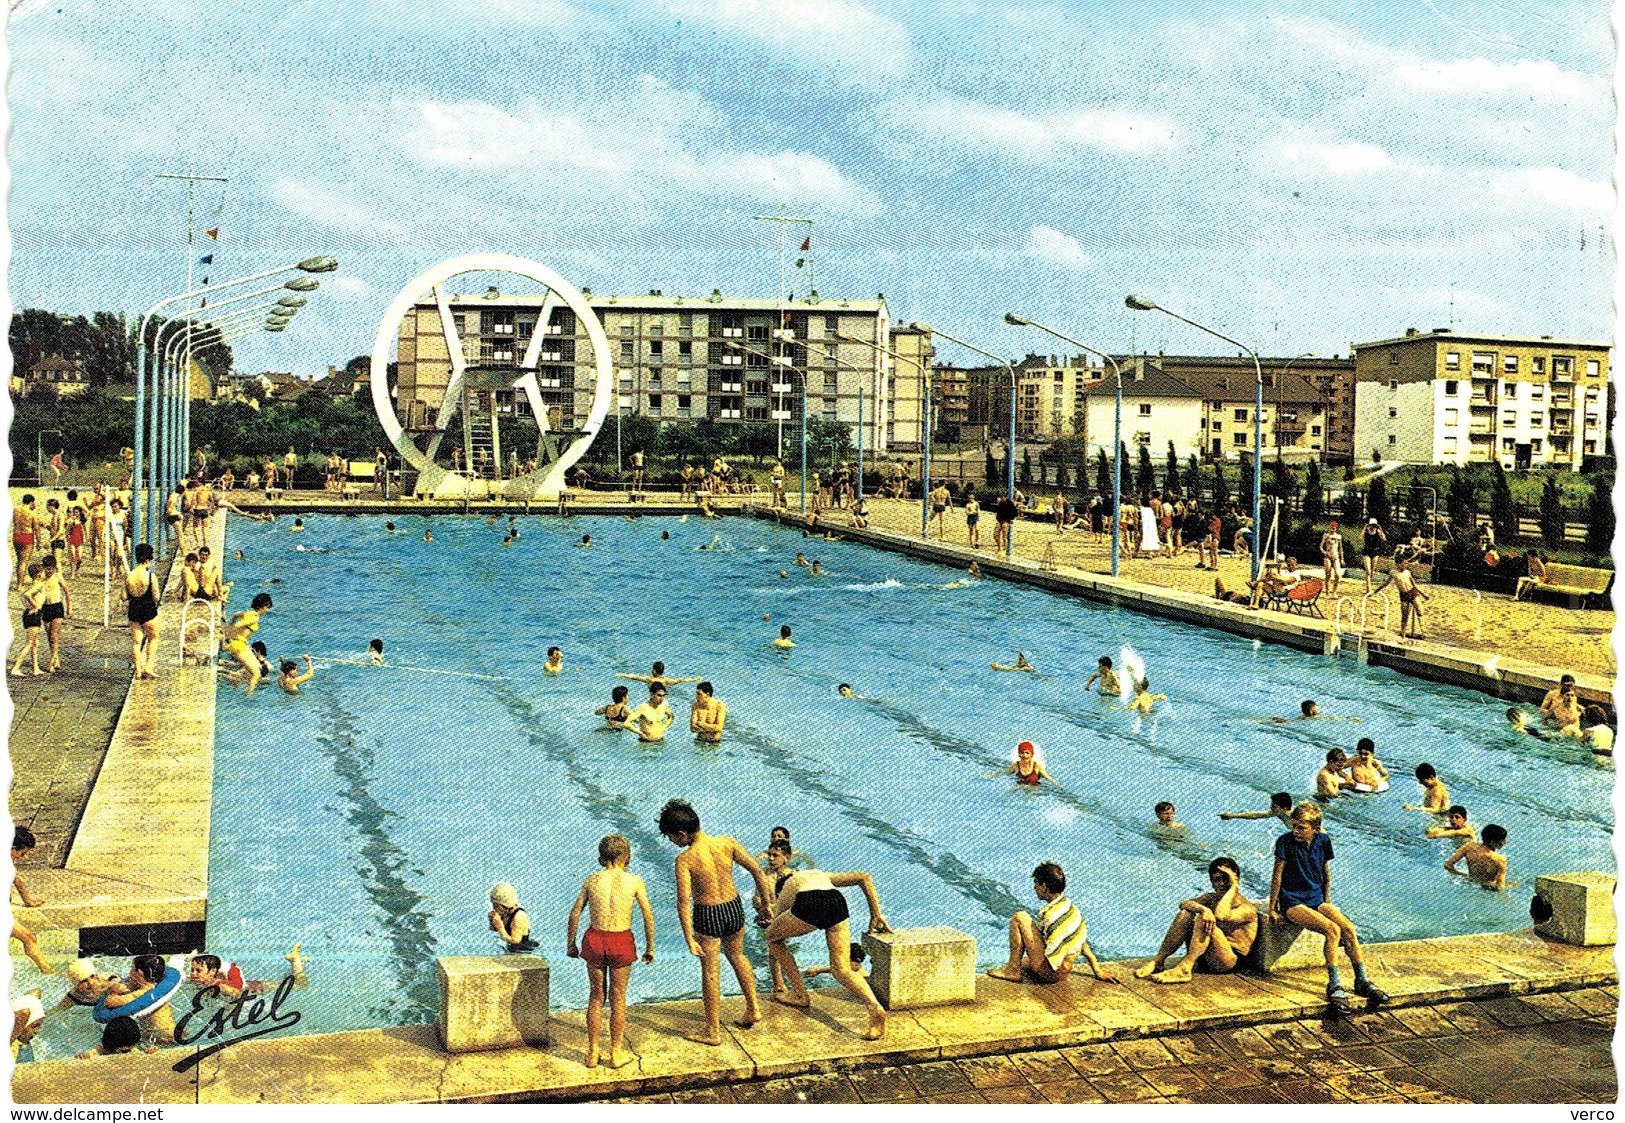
[1004,313,1125,577]
[833,331,930,536]
[913,323,1016,557]
[1126,295,1265,580]
[133,256,335,544]
[725,340,806,510]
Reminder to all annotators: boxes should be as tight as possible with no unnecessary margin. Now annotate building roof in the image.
[1080,361,1201,399]
[423,292,889,314]
[1164,368,1326,405]
[30,355,84,377]
[1354,329,1610,351]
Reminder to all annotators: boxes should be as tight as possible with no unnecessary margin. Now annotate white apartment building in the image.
[1076,359,1203,463]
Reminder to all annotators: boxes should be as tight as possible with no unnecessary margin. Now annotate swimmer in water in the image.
[779,570,789,579]
[278,655,315,694]
[1151,801,1186,832]
[544,646,565,675]
[1219,792,1294,825]
[615,661,703,688]
[699,535,719,551]
[368,639,385,666]
[967,561,981,577]
[1084,656,1120,697]
[423,528,434,542]
[837,683,868,700]
[595,685,632,728]
[232,550,246,562]
[1315,749,1356,798]
[1401,763,1449,813]
[985,740,1051,786]
[1117,678,1166,714]
[793,553,809,568]
[385,522,396,533]
[1506,708,1553,741]
[1445,825,1513,890]
[809,561,825,576]
[661,531,670,541]
[501,534,514,548]
[291,518,304,533]
[689,682,727,743]
[1270,699,1362,724]
[990,653,1037,673]
[578,534,592,548]
[1346,738,1389,791]
[773,625,795,649]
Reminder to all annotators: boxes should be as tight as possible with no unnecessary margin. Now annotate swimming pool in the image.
[19,512,1614,1057]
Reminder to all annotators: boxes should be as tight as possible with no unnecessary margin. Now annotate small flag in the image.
[799,237,810,252]
[795,258,805,269]
[205,227,219,240]
[200,277,209,285]
[200,297,208,308]
[200,253,214,264]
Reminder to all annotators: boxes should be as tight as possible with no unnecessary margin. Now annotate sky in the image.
[5,0,1615,381]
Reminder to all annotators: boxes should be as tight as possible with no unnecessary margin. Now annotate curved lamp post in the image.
[833,331,931,532]
[134,256,335,543]
[912,322,1016,557]
[1004,312,1124,577]
[1126,295,1265,581]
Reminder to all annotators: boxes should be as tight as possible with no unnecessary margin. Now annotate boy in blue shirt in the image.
[1267,802,1388,1016]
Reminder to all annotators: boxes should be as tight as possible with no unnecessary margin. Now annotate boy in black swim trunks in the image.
[762,860,891,1040]
[658,799,773,1046]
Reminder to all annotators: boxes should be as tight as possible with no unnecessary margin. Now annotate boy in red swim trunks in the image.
[567,834,656,1069]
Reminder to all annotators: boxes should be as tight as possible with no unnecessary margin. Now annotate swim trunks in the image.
[692,896,746,940]
[580,927,637,969]
[12,533,32,547]
[966,515,979,526]
[932,504,945,514]
[40,602,64,624]
[789,888,849,931]
[21,610,40,629]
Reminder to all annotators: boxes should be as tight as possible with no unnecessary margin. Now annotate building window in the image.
[1234,408,1248,422]
[1472,352,1494,374]
[677,394,691,409]
[619,341,634,360]
[649,368,662,385]
[1554,356,1574,375]
[1444,352,1460,371]
[1388,434,1397,446]
[1502,411,1516,426]
[1310,425,1322,437]
[620,324,634,337]
[1586,359,1600,377]
[1531,413,1543,427]
[1388,407,1398,419]
[1531,385,1544,400]
[1444,380,1459,396]
[679,313,693,336]
[1502,355,1518,373]
[1443,437,1457,454]
[679,340,692,357]
[648,394,662,410]
[648,322,663,336]
[1531,439,1543,454]
[1138,403,1152,416]
[1134,431,1151,446]
[1502,438,1515,453]
[1210,400,1222,409]
[649,340,663,356]
[1444,408,1458,426]
[1532,357,1546,374]
[1388,351,1400,365]
[1388,380,1398,390]
[1234,432,1247,446]
[1504,381,1516,397]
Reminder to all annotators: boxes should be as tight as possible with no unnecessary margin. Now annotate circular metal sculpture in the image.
[369,254,614,498]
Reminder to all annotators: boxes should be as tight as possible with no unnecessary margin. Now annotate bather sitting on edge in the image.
[1134,857,1258,983]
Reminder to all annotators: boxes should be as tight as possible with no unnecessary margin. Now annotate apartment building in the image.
[1076,359,1203,462]
[886,324,933,451]
[393,288,891,455]
[1111,354,1331,462]
[1352,329,1610,470]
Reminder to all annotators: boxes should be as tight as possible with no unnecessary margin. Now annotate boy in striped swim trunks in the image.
[988,862,1118,984]
[659,799,774,1045]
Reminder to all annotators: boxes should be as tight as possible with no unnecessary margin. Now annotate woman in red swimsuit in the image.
[988,740,1053,787]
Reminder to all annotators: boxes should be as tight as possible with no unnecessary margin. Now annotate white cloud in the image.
[1489,166,1611,214]
[884,94,1178,163]
[329,275,376,302]
[1025,225,1091,269]
[269,178,412,245]
[659,0,909,82]
[1395,56,1598,101]
[404,90,881,216]
[1277,138,1393,176]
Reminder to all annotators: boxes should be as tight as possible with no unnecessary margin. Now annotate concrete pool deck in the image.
[12,928,1614,1104]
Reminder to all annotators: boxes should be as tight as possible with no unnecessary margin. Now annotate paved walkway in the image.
[859,498,1615,680]
[596,985,1617,1105]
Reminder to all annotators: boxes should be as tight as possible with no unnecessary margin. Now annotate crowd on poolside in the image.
[9,482,1613,1069]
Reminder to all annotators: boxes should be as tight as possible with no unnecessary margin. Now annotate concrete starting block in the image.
[861,926,976,1010]
[436,955,550,1053]
[1243,919,1328,974]
[1533,872,1616,947]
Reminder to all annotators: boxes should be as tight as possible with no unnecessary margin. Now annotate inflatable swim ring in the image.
[92,965,182,1025]
[1351,780,1390,794]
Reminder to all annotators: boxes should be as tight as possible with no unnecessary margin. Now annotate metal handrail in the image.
[180,597,218,663]
[1360,591,1391,637]
[1333,596,1352,632]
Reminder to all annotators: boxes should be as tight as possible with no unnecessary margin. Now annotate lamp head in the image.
[277,296,308,308]
[908,321,931,333]
[1003,312,1032,326]
[1124,295,1157,312]
[298,257,339,273]
[284,277,320,292]
[265,324,286,332]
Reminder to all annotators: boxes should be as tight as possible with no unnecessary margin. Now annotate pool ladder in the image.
[180,598,218,665]
[1333,592,1391,640]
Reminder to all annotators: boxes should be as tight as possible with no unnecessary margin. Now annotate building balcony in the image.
[1552,423,1574,437]
[1467,421,1495,436]
[1469,397,1496,410]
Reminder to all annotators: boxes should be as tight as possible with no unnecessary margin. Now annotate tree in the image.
[1445,463,1480,541]
[1184,454,1201,500]
[984,448,998,488]
[1302,459,1324,525]
[1095,448,1110,504]
[1367,474,1391,526]
[1211,460,1230,512]
[1056,458,1069,490]
[1489,460,1516,541]
[1020,447,1032,487]
[1238,452,1254,510]
[1166,441,1180,494]
[1135,444,1155,497]
[1586,471,1614,556]
[1539,475,1566,549]
[1266,452,1292,500]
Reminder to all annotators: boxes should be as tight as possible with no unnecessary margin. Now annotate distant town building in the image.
[392,289,893,457]
[885,324,932,451]
[1078,359,1204,463]
[1352,328,1610,471]
[1143,354,1345,463]
[20,355,89,397]
[932,364,972,443]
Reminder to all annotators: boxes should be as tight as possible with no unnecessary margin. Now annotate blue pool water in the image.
[19,512,1615,1057]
